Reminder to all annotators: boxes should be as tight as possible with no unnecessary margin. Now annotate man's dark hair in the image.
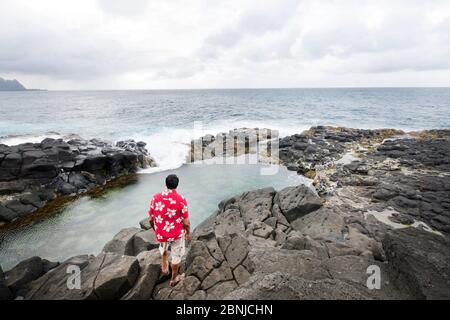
[165,174,179,189]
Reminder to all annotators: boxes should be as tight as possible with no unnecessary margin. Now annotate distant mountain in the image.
[0,77,27,91]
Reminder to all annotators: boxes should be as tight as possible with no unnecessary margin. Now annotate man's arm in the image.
[149,198,155,230]
[180,198,190,240]
[183,218,190,240]
[149,217,155,230]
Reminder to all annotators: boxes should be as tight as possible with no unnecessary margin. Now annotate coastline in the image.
[1,125,449,300]
[0,137,156,228]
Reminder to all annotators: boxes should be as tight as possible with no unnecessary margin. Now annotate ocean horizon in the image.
[2,87,450,171]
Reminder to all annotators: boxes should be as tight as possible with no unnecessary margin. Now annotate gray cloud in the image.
[0,31,129,80]
[203,0,300,50]
[205,29,243,49]
[237,0,300,35]
[0,0,449,89]
[200,0,450,76]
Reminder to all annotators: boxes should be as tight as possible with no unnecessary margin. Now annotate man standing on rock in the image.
[149,174,190,287]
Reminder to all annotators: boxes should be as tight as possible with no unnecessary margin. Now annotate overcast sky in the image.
[1,0,450,89]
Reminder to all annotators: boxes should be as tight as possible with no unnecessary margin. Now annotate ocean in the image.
[1,88,449,269]
[1,88,450,171]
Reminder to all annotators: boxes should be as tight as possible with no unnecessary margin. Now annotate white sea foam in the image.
[131,128,192,174]
[0,133,63,146]
[0,120,312,174]
[129,120,311,174]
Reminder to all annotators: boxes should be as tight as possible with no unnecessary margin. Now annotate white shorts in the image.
[158,237,186,264]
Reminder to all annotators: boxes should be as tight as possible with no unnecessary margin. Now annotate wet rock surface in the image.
[330,136,450,235]
[0,137,156,225]
[1,126,449,300]
[278,126,404,177]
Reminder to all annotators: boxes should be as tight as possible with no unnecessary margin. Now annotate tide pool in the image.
[0,161,307,270]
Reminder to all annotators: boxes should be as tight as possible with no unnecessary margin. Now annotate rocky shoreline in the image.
[1,126,449,300]
[0,137,156,227]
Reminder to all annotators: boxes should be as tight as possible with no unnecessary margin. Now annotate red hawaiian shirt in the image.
[148,189,189,243]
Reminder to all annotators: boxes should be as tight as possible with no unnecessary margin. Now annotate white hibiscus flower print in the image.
[168,238,174,242]
[154,201,165,211]
[164,197,176,205]
[166,208,177,218]
[157,234,163,240]
[163,221,175,232]
[176,217,183,224]
[161,189,172,196]
[155,215,163,224]
[182,205,188,214]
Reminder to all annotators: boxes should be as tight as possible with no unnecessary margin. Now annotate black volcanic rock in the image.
[383,228,450,299]
[4,256,58,296]
[3,126,449,301]
[23,253,139,300]
[275,185,323,222]
[0,137,156,224]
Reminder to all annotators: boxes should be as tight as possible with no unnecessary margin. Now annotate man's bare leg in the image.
[169,263,183,286]
[161,251,169,276]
